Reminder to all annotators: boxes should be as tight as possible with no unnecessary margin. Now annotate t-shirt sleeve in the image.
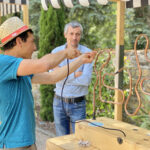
[0,55,23,81]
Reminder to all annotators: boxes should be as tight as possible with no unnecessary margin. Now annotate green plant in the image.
[129,94,150,129]
[39,85,55,121]
[29,0,41,49]
[86,51,115,119]
[38,5,65,121]
[86,51,132,120]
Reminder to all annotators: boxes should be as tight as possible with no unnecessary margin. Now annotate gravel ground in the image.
[35,106,56,150]
[31,53,57,150]
[36,128,50,150]
[36,124,56,150]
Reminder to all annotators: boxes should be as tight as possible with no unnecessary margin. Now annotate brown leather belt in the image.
[55,95,85,104]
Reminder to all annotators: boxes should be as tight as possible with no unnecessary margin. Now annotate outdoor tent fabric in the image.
[45,0,109,10]
[0,0,28,16]
[126,0,150,8]
[0,0,29,5]
[44,0,150,9]
[0,3,21,16]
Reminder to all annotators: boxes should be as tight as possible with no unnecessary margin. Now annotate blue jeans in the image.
[53,96,86,136]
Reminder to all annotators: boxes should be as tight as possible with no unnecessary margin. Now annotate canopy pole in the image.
[114,1,125,121]
[22,5,29,26]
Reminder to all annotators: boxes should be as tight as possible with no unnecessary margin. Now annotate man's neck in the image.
[4,48,19,58]
[66,44,78,49]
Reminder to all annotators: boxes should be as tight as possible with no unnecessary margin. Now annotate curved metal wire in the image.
[93,34,150,117]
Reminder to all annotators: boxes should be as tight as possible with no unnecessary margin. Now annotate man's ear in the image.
[64,33,67,39]
[15,37,23,47]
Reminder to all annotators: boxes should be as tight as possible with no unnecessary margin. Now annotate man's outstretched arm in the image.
[31,51,96,84]
[17,47,80,76]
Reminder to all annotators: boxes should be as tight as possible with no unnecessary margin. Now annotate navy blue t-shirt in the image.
[0,54,35,148]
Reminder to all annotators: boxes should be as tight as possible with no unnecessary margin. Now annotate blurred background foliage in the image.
[38,4,65,121]
[30,0,150,129]
[1,0,150,129]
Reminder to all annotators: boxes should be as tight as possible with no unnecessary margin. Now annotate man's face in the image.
[20,32,36,59]
[64,26,81,48]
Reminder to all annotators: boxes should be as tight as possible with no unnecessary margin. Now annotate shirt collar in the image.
[64,43,81,51]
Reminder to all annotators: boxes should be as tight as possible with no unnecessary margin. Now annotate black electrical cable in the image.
[76,119,126,137]
[60,58,126,138]
[60,59,70,119]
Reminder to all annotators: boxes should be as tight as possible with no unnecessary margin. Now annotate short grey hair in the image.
[64,21,83,34]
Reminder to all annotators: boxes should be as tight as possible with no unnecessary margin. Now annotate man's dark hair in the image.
[3,29,33,50]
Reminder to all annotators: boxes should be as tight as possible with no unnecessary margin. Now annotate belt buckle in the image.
[64,97,69,103]
[70,98,74,103]
[64,97,74,103]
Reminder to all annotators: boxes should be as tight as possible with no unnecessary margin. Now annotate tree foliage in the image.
[38,5,65,121]
[29,0,41,49]
[30,1,150,128]
[66,2,117,49]
[125,6,150,50]
[66,3,150,129]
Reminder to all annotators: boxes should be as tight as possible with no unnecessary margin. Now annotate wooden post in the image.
[46,117,150,150]
[114,1,125,121]
[0,11,1,25]
[22,5,29,26]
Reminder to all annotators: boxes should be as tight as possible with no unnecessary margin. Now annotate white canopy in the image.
[41,0,150,10]
[0,0,29,16]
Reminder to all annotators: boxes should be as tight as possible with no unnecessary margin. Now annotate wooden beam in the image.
[46,117,150,150]
[0,9,1,25]
[114,1,125,121]
[75,118,150,150]
[46,134,99,150]
[22,5,29,26]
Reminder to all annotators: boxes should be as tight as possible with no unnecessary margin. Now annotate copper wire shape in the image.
[93,34,149,117]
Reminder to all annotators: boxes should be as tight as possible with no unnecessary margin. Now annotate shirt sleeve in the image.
[55,72,75,85]
[0,55,23,82]
[64,62,93,86]
[49,46,65,72]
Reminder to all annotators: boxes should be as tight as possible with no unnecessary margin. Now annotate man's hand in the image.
[65,47,81,59]
[79,51,97,64]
